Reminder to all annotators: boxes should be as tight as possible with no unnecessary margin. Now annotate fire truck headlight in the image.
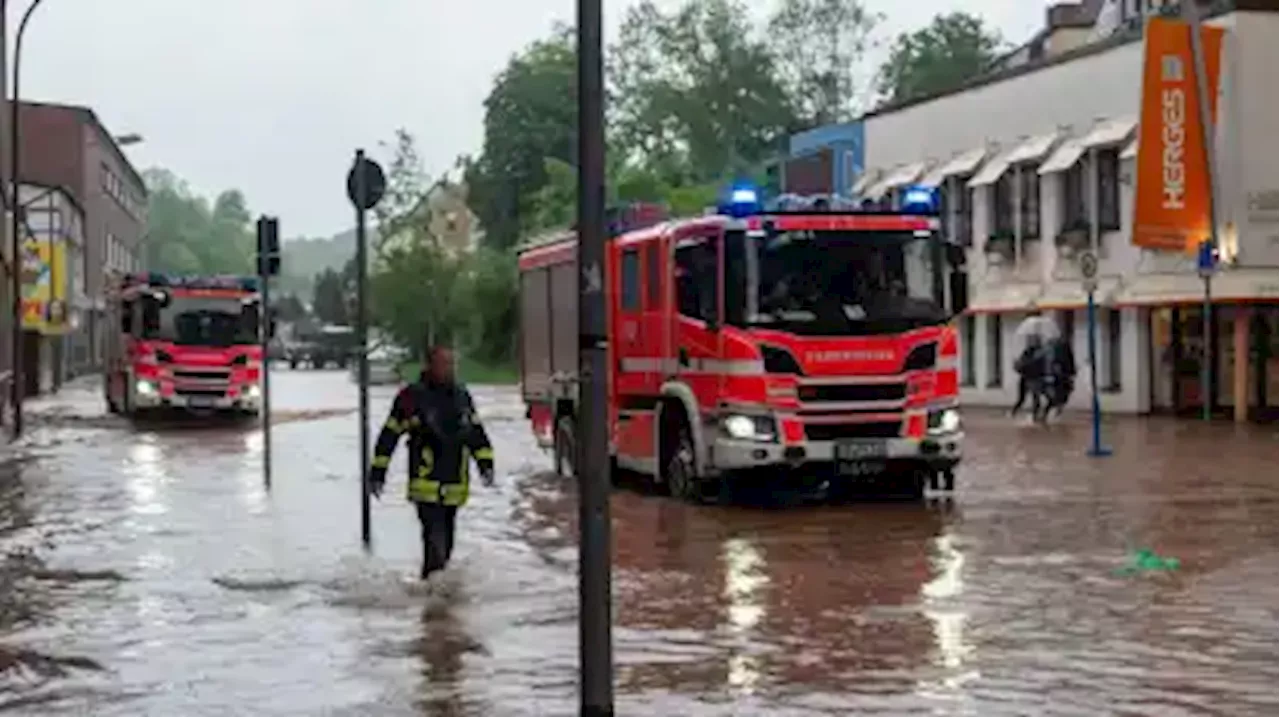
[136,379,158,397]
[928,408,961,434]
[722,414,776,442]
[244,384,261,400]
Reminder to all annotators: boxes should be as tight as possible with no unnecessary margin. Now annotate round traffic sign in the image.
[1079,250,1098,280]
[346,155,387,211]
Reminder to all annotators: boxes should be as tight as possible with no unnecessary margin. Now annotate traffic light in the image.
[256,216,281,276]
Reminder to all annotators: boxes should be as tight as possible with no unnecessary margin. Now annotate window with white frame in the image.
[1104,308,1123,392]
[992,173,1015,236]
[1062,162,1089,230]
[1097,148,1121,230]
[961,315,976,386]
[955,176,973,246]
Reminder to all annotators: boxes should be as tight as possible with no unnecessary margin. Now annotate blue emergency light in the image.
[718,184,763,218]
[899,185,940,215]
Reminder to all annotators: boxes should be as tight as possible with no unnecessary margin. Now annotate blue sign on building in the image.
[781,121,865,196]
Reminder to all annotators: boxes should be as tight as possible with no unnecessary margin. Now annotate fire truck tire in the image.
[554,414,577,478]
[662,415,707,503]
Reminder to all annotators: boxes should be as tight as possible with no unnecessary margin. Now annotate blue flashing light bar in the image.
[899,185,940,215]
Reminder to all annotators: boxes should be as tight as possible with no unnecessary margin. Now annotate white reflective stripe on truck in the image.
[619,357,764,376]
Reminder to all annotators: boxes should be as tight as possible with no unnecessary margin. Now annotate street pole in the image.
[1182,0,1220,423]
[354,150,372,551]
[576,0,614,711]
[261,270,273,491]
[9,0,46,438]
[1085,285,1110,457]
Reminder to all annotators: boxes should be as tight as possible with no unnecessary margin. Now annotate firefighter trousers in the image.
[416,503,458,579]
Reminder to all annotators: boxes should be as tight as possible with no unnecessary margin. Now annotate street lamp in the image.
[9,0,47,439]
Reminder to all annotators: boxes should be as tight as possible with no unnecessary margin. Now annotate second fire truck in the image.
[517,188,967,501]
[104,273,264,419]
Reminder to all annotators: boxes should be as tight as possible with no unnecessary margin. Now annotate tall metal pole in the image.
[9,0,45,438]
[1085,287,1110,457]
[576,0,614,712]
[1,0,9,432]
[261,272,272,490]
[1182,0,1220,423]
[354,150,372,551]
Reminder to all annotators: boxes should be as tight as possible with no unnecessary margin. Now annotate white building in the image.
[855,1,1277,421]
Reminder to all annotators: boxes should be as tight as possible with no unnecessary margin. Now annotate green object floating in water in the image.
[1116,548,1181,575]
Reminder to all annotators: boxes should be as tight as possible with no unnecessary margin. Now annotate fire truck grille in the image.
[804,421,901,441]
[174,369,231,381]
[175,388,226,399]
[798,383,906,403]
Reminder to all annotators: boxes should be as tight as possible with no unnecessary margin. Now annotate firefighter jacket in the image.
[369,376,494,507]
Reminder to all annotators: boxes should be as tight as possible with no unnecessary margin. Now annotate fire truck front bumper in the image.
[133,379,262,412]
[708,412,963,474]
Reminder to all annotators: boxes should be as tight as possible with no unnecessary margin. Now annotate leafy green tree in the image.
[465,25,578,250]
[876,12,1004,105]
[311,268,348,325]
[141,168,255,275]
[766,0,881,124]
[273,293,307,322]
[610,0,796,180]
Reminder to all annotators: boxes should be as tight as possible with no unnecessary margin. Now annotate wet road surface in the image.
[0,370,1275,715]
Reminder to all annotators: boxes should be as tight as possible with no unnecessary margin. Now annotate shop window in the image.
[1019,166,1041,239]
[986,314,1003,388]
[961,315,976,387]
[620,249,640,311]
[1097,148,1121,230]
[1105,308,1123,392]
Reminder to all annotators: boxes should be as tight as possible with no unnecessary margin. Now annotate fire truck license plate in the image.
[836,440,887,461]
[188,396,213,408]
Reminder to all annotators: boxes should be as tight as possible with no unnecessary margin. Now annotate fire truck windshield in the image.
[725,228,947,336]
[138,294,259,347]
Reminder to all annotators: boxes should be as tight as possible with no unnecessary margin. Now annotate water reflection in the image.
[238,430,267,514]
[414,596,485,717]
[721,536,767,697]
[124,437,169,517]
[916,525,978,702]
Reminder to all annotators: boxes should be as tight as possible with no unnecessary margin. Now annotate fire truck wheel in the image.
[554,414,576,478]
[662,418,704,503]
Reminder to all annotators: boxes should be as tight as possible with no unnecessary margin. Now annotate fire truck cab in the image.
[518,187,967,501]
[104,273,264,418]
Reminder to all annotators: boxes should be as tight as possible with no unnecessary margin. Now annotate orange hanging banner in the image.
[1132,16,1224,253]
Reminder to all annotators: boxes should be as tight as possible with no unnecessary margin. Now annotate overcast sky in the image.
[19,0,1046,238]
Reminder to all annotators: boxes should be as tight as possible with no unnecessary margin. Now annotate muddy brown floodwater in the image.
[0,371,1274,716]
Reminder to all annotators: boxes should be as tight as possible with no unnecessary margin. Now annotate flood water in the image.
[0,371,1275,715]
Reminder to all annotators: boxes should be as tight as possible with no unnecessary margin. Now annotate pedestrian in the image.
[368,341,496,581]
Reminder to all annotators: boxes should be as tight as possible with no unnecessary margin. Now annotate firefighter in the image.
[368,342,496,580]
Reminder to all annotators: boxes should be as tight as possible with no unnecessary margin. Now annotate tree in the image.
[610,0,797,180]
[465,25,578,250]
[374,129,436,247]
[311,268,348,325]
[273,294,307,322]
[766,0,881,125]
[876,12,1004,105]
[141,168,256,275]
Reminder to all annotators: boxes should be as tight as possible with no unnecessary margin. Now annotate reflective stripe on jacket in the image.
[369,377,494,507]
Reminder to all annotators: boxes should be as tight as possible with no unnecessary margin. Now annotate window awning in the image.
[851,169,881,196]
[918,147,987,188]
[1004,131,1061,165]
[863,162,927,200]
[967,150,1015,188]
[966,282,1043,313]
[1081,116,1136,149]
[1120,139,1138,159]
[1117,268,1280,306]
[1037,139,1087,175]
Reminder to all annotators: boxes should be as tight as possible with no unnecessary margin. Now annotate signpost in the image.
[1080,251,1110,458]
[577,0,614,712]
[256,216,281,489]
[346,150,386,551]
[1196,240,1216,422]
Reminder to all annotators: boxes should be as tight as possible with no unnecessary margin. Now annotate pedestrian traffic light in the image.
[256,216,281,277]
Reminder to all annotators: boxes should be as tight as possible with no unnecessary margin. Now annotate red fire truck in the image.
[517,189,967,501]
[104,273,264,418]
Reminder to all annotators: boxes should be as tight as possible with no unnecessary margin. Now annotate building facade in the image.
[15,101,147,381]
[16,182,87,393]
[848,1,1276,420]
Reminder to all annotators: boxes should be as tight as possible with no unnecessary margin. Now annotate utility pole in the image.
[256,216,281,490]
[1181,0,1221,422]
[346,151,385,551]
[576,0,614,712]
[1,0,11,432]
